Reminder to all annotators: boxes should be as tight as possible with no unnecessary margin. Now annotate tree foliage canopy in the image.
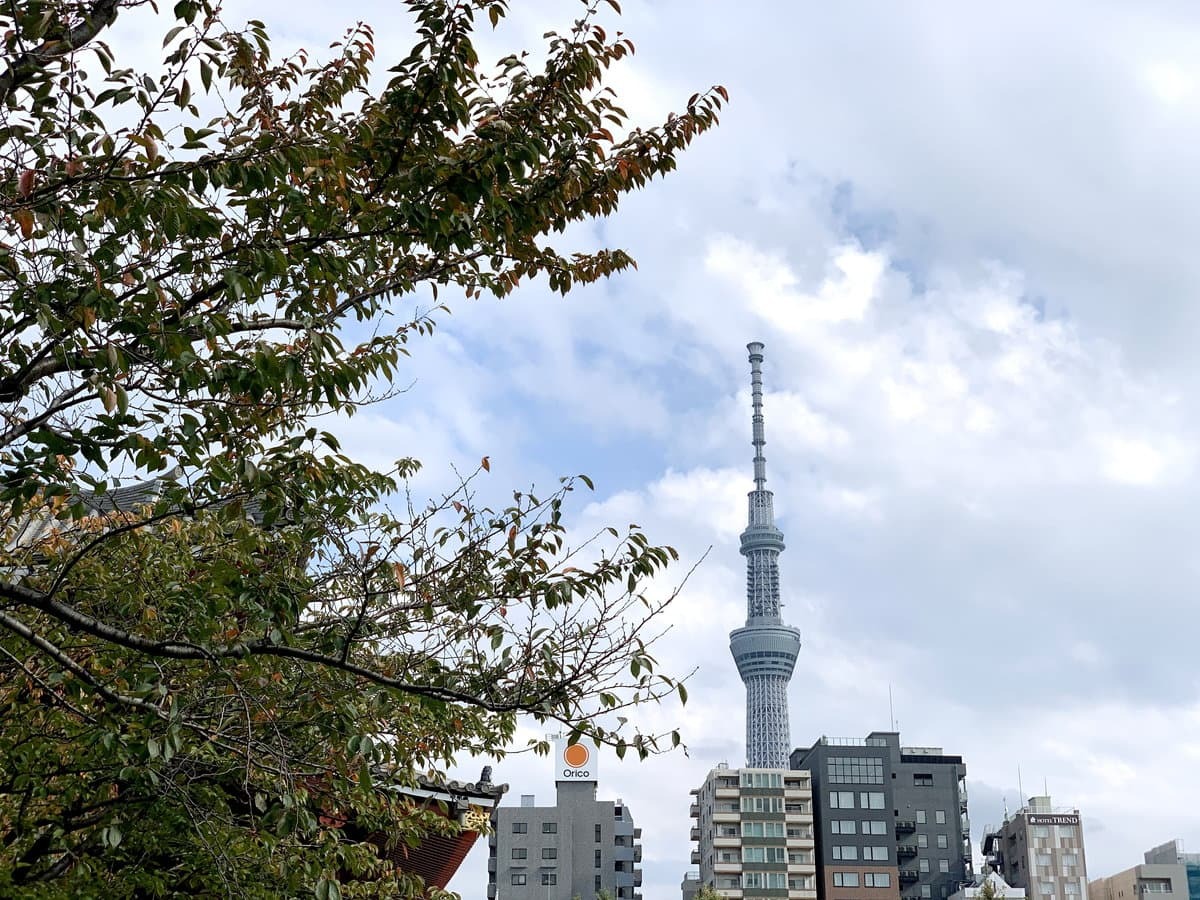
[0,0,723,894]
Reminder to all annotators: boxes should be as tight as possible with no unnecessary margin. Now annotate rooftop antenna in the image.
[1043,776,1049,799]
[889,684,896,732]
[1017,766,1024,807]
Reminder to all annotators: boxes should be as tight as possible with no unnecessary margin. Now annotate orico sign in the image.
[556,741,598,782]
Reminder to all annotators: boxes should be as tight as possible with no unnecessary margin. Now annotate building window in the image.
[862,820,887,835]
[1033,826,1050,839]
[595,849,602,868]
[860,792,885,809]
[541,873,557,885]
[913,773,934,786]
[831,820,857,835]
[596,875,602,891]
[940,859,950,873]
[743,821,785,838]
[1059,825,1077,838]
[866,846,889,861]
[833,846,859,861]
[542,848,557,860]
[1065,884,1082,895]
[596,823,602,842]
[922,886,932,898]
[512,822,528,833]
[512,848,527,859]
[511,874,527,885]
[937,834,949,849]
[742,796,784,813]
[1040,882,1055,895]
[935,810,946,825]
[866,873,892,888]
[834,873,861,887]
[918,834,929,849]
[828,757,885,784]
[920,859,930,873]
[543,822,557,834]
[1037,854,1053,867]
[830,791,855,809]
[916,810,927,824]
[741,772,784,788]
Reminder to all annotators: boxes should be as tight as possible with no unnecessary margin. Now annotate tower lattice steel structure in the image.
[729,342,802,769]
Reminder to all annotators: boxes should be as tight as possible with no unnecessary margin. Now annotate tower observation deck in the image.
[729,342,801,769]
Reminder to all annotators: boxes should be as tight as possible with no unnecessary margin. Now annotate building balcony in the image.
[713,811,740,823]
[897,845,917,859]
[691,850,700,865]
[899,869,919,883]
[691,827,700,841]
[689,804,699,819]
[715,787,739,799]
[715,861,742,874]
[715,836,740,848]
[896,819,916,833]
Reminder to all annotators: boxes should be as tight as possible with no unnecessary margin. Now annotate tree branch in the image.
[0,0,122,107]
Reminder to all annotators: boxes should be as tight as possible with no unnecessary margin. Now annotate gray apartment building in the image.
[981,796,1088,900]
[1088,860,1187,900]
[1088,840,1200,900]
[1144,841,1200,900]
[791,731,973,900]
[488,741,642,900]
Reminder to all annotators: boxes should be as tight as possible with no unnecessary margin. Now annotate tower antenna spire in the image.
[729,342,802,769]
[748,341,768,491]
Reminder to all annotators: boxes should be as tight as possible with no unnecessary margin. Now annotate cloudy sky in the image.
[123,0,1200,893]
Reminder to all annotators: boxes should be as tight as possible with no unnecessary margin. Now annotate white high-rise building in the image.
[686,764,818,899]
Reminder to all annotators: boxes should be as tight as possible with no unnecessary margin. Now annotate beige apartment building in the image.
[685,764,819,899]
[982,796,1088,900]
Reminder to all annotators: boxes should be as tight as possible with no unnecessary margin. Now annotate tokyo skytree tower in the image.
[729,342,802,769]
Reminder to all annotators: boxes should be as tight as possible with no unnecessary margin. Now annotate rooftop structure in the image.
[372,768,507,890]
[948,872,1026,900]
[730,342,802,769]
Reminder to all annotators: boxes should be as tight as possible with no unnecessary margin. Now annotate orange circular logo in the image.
[563,744,590,768]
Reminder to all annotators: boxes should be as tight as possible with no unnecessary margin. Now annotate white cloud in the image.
[1144,61,1196,105]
